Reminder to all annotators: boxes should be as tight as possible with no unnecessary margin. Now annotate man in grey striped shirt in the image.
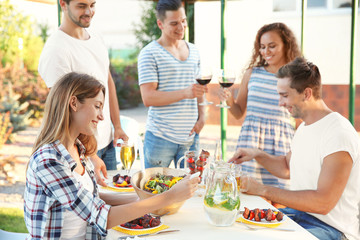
[138,0,207,168]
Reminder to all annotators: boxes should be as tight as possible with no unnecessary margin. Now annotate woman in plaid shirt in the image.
[24,72,199,240]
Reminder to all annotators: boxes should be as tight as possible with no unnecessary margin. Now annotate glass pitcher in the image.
[204,161,240,227]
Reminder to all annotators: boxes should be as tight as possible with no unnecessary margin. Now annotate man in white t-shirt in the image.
[38,0,128,184]
[230,57,360,240]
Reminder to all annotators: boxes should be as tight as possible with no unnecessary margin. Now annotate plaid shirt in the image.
[24,139,110,240]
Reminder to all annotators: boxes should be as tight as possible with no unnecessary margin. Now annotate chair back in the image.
[0,229,28,240]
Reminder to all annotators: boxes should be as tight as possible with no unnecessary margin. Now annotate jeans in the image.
[97,141,117,170]
[281,208,346,240]
[144,131,199,168]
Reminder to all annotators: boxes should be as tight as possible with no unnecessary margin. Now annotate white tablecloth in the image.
[106,192,318,240]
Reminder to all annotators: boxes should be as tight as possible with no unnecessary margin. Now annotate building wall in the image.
[205,84,360,131]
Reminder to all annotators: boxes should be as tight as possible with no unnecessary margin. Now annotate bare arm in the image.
[190,95,207,135]
[246,151,353,214]
[106,176,199,228]
[229,148,291,179]
[140,82,206,107]
[108,70,128,144]
[99,192,139,206]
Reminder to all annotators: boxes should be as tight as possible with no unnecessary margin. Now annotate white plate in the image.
[117,222,163,232]
[238,213,287,227]
[105,181,134,190]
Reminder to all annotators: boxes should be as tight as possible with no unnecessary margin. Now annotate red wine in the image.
[220,82,234,88]
[196,78,211,85]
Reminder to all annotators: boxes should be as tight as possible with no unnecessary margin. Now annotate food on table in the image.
[242,207,284,222]
[144,173,185,194]
[112,174,132,188]
[120,214,161,229]
[186,149,210,178]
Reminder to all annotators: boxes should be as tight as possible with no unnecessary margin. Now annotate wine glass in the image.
[195,70,213,106]
[216,69,236,108]
[120,141,135,175]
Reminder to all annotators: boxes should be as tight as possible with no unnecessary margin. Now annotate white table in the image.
[106,192,318,240]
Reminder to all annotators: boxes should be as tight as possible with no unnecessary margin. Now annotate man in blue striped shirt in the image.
[138,0,207,168]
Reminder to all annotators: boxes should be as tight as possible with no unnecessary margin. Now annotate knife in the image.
[118,229,180,240]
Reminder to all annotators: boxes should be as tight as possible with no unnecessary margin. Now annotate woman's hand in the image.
[167,175,199,203]
[228,148,258,164]
[218,87,232,102]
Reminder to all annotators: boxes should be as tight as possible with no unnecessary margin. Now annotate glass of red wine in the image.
[196,71,213,106]
[216,69,235,108]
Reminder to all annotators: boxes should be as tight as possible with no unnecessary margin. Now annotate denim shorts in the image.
[281,208,347,240]
[97,141,117,170]
[143,131,199,168]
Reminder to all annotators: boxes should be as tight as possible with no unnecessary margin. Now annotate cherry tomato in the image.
[260,210,265,219]
[249,211,255,220]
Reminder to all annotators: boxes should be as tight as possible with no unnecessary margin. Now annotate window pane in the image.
[273,0,296,11]
[308,0,326,8]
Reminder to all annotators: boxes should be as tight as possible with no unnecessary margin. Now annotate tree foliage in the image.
[0,0,43,71]
[133,2,161,51]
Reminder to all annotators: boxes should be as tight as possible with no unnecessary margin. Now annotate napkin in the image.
[112,224,169,236]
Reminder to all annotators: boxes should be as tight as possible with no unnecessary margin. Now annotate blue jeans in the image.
[97,141,117,170]
[281,208,346,240]
[144,131,199,168]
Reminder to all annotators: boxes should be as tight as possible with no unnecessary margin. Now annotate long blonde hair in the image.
[32,72,105,157]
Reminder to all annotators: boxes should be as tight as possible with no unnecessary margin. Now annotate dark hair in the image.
[156,0,183,21]
[276,57,322,99]
[63,0,71,4]
[248,22,301,69]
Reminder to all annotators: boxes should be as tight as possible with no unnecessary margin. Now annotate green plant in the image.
[0,111,13,149]
[0,207,27,233]
[111,62,142,109]
[0,91,33,137]
[0,0,44,71]
[133,2,161,52]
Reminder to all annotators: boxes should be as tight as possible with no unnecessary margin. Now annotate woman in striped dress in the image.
[220,23,301,190]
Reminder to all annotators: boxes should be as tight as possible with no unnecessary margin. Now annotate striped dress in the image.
[138,40,200,145]
[238,67,294,189]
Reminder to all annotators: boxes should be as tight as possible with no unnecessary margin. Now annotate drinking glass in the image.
[120,141,135,175]
[195,70,213,106]
[235,164,249,193]
[216,69,236,108]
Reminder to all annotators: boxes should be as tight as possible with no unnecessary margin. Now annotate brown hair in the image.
[276,57,322,99]
[248,22,301,69]
[156,0,183,21]
[32,72,105,157]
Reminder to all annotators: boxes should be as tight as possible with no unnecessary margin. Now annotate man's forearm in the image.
[254,150,290,179]
[141,88,187,107]
[261,186,334,215]
[108,72,121,129]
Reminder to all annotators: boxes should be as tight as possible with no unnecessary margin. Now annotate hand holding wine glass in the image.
[216,69,236,109]
[195,70,213,106]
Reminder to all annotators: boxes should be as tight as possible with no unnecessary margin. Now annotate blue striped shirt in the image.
[238,67,294,189]
[138,40,200,145]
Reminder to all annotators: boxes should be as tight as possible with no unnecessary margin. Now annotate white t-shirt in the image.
[290,112,360,240]
[38,29,112,150]
[61,170,94,240]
